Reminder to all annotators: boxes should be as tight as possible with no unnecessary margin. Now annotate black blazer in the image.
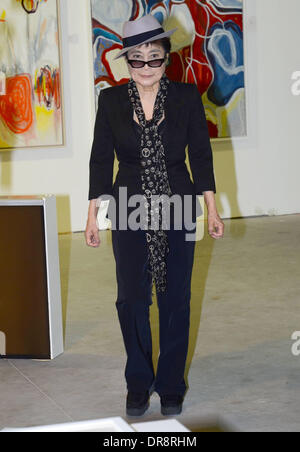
[88,79,216,223]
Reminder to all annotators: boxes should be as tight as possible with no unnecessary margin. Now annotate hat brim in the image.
[113,28,178,60]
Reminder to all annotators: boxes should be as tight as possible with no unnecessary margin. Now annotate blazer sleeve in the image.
[88,89,115,200]
[187,84,216,195]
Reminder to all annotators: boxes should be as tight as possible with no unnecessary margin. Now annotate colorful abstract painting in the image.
[0,0,63,150]
[90,0,245,138]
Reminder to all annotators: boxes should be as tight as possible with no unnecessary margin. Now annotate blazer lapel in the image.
[163,80,184,150]
[117,83,135,144]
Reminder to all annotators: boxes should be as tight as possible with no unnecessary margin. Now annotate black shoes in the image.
[126,385,184,417]
[160,394,184,416]
[126,389,151,417]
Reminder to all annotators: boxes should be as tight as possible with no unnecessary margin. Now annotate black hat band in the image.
[122,27,165,49]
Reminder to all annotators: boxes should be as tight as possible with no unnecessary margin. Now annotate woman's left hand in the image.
[207,211,224,239]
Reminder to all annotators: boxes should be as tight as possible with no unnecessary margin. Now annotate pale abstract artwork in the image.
[90,0,246,139]
[0,0,63,150]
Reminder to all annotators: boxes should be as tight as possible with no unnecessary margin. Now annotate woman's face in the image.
[126,42,167,88]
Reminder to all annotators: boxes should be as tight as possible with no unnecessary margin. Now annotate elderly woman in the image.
[85,14,224,417]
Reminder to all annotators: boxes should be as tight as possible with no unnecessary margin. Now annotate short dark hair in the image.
[124,37,172,66]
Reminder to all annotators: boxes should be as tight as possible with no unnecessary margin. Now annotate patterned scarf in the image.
[128,73,172,293]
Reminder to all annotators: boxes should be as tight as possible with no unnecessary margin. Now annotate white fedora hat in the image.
[113,14,177,60]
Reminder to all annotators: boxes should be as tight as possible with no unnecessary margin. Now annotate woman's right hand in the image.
[85,199,101,247]
[85,219,100,247]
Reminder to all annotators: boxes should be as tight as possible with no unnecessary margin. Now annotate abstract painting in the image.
[90,0,245,138]
[0,0,63,150]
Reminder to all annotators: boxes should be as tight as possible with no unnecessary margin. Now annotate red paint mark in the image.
[53,70,60,109]
[207,120,218,138]
[0,74,33,134]
[95,75,128,87]
[132,0,140,20]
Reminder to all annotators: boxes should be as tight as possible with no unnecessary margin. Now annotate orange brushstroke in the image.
[0,74,33,134]
[54,70,60,109]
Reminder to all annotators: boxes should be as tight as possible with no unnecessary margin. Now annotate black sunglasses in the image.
[127,57,166,69]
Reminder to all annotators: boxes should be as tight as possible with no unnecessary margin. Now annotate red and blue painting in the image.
[90,0,245,138]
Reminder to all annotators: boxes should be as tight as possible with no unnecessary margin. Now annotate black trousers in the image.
[111,224,196,397]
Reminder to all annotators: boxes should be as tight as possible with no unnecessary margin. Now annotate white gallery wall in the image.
[0,0,299,233]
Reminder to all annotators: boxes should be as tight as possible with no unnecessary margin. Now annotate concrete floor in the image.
[1,213,300,432]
